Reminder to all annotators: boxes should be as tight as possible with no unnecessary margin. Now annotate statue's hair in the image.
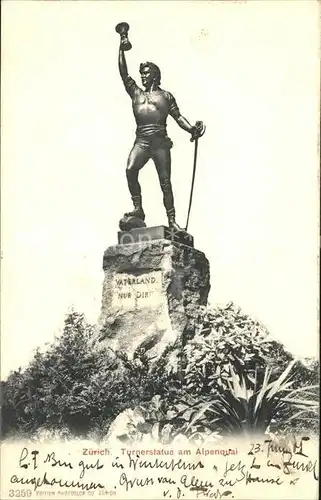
[139,61,161,86]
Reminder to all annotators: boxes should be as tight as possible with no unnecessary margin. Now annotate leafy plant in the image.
[184,302,282,395]
[115,359,318,443]
[106,394,221,445]
[1,305,318,441]
[202,360,319,436]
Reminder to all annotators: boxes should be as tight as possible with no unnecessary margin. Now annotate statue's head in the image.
[139,62,161,88]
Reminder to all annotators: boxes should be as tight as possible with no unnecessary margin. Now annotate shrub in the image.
[184,302,293,394]
[1,305,318,440]
[2,312,99,436]
[1,312,178,439]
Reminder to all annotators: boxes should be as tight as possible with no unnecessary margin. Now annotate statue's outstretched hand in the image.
[190,121,206,142]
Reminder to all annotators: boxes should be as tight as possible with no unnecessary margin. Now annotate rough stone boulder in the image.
[96,239,210,363]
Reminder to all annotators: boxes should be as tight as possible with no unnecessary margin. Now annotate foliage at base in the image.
[1,304,319,442]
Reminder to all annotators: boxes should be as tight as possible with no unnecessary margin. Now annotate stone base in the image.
[96,239,210,364]
[118,225,194,248]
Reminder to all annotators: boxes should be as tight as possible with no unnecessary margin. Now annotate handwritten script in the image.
[1,435,318,499]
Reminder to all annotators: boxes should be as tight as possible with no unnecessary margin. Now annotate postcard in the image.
[1,1,319,499]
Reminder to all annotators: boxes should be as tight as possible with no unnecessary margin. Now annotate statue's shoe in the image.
[168,220,185,233]
[119,215,147,231]
[124,208,145,220]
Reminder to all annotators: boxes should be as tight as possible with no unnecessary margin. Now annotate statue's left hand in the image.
[190,121,206,142]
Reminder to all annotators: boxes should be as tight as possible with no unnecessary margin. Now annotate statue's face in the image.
[140,66,154,88]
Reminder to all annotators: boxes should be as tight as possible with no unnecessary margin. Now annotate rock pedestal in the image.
[97,237,210,362]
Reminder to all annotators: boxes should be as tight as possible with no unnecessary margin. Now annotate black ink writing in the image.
[44,452,73,470]
[112,457,124,469]
[19,448,39,470]
[10,472,104,492]
[158,476,176,485]
[245,471,283,485]
[119,472,154,491]
[78,459,104,479]
[128,455,204,473]
[282,458,318,480]
[180,474,214,491]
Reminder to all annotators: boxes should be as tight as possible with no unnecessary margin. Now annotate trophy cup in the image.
[115,22,132,51]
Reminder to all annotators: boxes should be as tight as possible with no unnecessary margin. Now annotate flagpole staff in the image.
[185,121,206,232]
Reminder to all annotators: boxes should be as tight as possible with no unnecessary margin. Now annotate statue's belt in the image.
[135,124,167,138]
[134,125,173,150]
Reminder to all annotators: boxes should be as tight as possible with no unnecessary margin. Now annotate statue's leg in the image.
[152,146,183,231]
[152,147,173,211]
[125,143,150,219]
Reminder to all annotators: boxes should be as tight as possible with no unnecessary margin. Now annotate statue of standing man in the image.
[116,22,205,232]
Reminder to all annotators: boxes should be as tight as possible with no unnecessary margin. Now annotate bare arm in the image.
[174,115,194,134]
[168,94,195,136]
[118,47,128,82]
[118,47,138,98]
[173,112,205,141]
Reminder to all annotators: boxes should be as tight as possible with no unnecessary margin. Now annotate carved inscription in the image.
[112,271,163,309]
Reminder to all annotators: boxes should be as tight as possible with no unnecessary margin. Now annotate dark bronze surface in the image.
[116,22,205,232]
[115,22,132,51]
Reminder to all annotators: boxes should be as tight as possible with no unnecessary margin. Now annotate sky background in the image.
[1,0,319,378]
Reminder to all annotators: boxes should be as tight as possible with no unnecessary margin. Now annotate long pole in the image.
[185,137,199,232]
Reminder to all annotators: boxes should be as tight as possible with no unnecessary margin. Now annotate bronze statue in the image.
[116,22,205,232]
